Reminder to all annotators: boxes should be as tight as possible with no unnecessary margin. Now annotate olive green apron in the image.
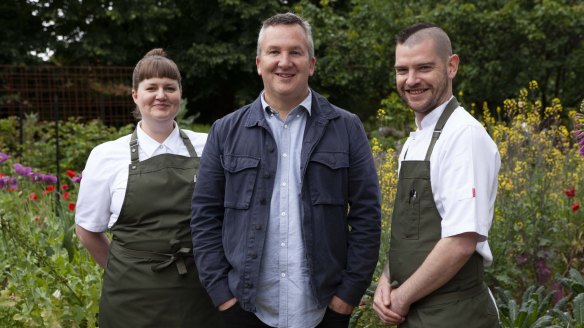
[99,129,221,328]
[388,98,499,327]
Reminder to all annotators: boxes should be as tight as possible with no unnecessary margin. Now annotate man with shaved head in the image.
[373,23,501,327]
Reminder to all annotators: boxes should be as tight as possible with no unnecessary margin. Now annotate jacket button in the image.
[263,173,270,179]
[260,198,266,205]
[245,283,252,288]
[250,252,257,259]
[268,146,274,152]
[255,224,262,230]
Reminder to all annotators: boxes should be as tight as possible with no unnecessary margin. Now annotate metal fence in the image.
[0,65,135,126]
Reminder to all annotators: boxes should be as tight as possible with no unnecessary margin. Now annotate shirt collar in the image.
[416,96,454,131]
[136,121,181,156]
[260,90,312,117]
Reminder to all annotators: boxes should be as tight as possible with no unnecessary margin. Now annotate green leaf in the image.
[574,293,584,324]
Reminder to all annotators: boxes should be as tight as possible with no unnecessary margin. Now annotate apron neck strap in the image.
[130,129,140,163]
[129,128,199,163]
[178,129,198,158]
[424,97,459,161]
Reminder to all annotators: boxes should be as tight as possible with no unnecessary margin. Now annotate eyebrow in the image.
[394,61,435,68]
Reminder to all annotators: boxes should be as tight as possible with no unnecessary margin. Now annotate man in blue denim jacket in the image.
[191,12,381,328]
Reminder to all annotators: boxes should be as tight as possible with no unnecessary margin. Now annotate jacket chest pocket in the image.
[307,151,349,206]
[221,155,260,209]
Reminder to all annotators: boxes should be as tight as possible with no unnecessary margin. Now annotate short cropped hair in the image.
[395,23,453,60]
[257,12,315,58]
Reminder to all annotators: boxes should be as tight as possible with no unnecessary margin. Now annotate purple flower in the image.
[0,152,10,164]
[0,176,18,190]
[13,163,32,176]
[71,175,82,183]
[515,253,528,266]
[28,172,42,182]
[9,176,18,189]
[553,282,565,303]
[535,259,552,284]
[42,174,58,184]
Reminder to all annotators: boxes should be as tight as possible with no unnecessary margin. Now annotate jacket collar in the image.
[244,89,340,128]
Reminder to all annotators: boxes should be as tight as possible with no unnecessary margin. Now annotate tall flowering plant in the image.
[0,152,101,327]
[574,99,584,157]
[483,82,584,297]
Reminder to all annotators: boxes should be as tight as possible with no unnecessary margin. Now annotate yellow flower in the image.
[529,80,539,90]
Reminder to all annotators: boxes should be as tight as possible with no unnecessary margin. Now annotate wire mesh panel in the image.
[0,65,135,126]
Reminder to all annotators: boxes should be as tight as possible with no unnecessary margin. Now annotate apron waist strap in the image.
[415,283,486,308]
[110,242,193,275]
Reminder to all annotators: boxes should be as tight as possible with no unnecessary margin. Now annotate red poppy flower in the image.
[29,192,38,201]
[572,202,580,212]
[564,187,576,198]
[46,185,56,192]
[68,203,76,212]
[63,192,70,200]
[61,184,69,190]
[65,170,77,178]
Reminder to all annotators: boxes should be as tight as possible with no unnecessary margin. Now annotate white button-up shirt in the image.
[399,97,501,266]
[75,122,207,232]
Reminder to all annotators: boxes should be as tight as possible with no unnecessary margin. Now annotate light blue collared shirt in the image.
[255,90,326,328]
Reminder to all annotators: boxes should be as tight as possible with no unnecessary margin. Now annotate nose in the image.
[278,53,292,68]
[405,71,419,86]
[155,87,166,99]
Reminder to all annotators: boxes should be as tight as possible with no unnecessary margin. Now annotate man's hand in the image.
[328,295,354,315]
[218,297,237,311]
[373,276,405,326]
[389,287,410,319]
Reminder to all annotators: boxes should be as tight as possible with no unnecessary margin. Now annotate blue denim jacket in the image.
[191,91,381,312]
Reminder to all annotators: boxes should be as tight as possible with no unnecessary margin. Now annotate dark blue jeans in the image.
[221,303,351,328]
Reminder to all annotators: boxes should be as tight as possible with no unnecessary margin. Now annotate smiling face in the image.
[132,77,181,126]
[395,37,459,121]
[256,24,316,111]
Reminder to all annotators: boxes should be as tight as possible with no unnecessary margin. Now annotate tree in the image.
[2,0,583,124]
[297,0,584,120]
[3,0,289,122]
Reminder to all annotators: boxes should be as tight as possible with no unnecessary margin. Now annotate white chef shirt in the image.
[75,122,207,232]
[398,97,501,266]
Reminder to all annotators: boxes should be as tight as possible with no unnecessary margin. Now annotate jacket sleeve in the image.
[336,114,382,305]
[190,120,233,307]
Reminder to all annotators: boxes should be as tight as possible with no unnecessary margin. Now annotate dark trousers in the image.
[221,303,351,328]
